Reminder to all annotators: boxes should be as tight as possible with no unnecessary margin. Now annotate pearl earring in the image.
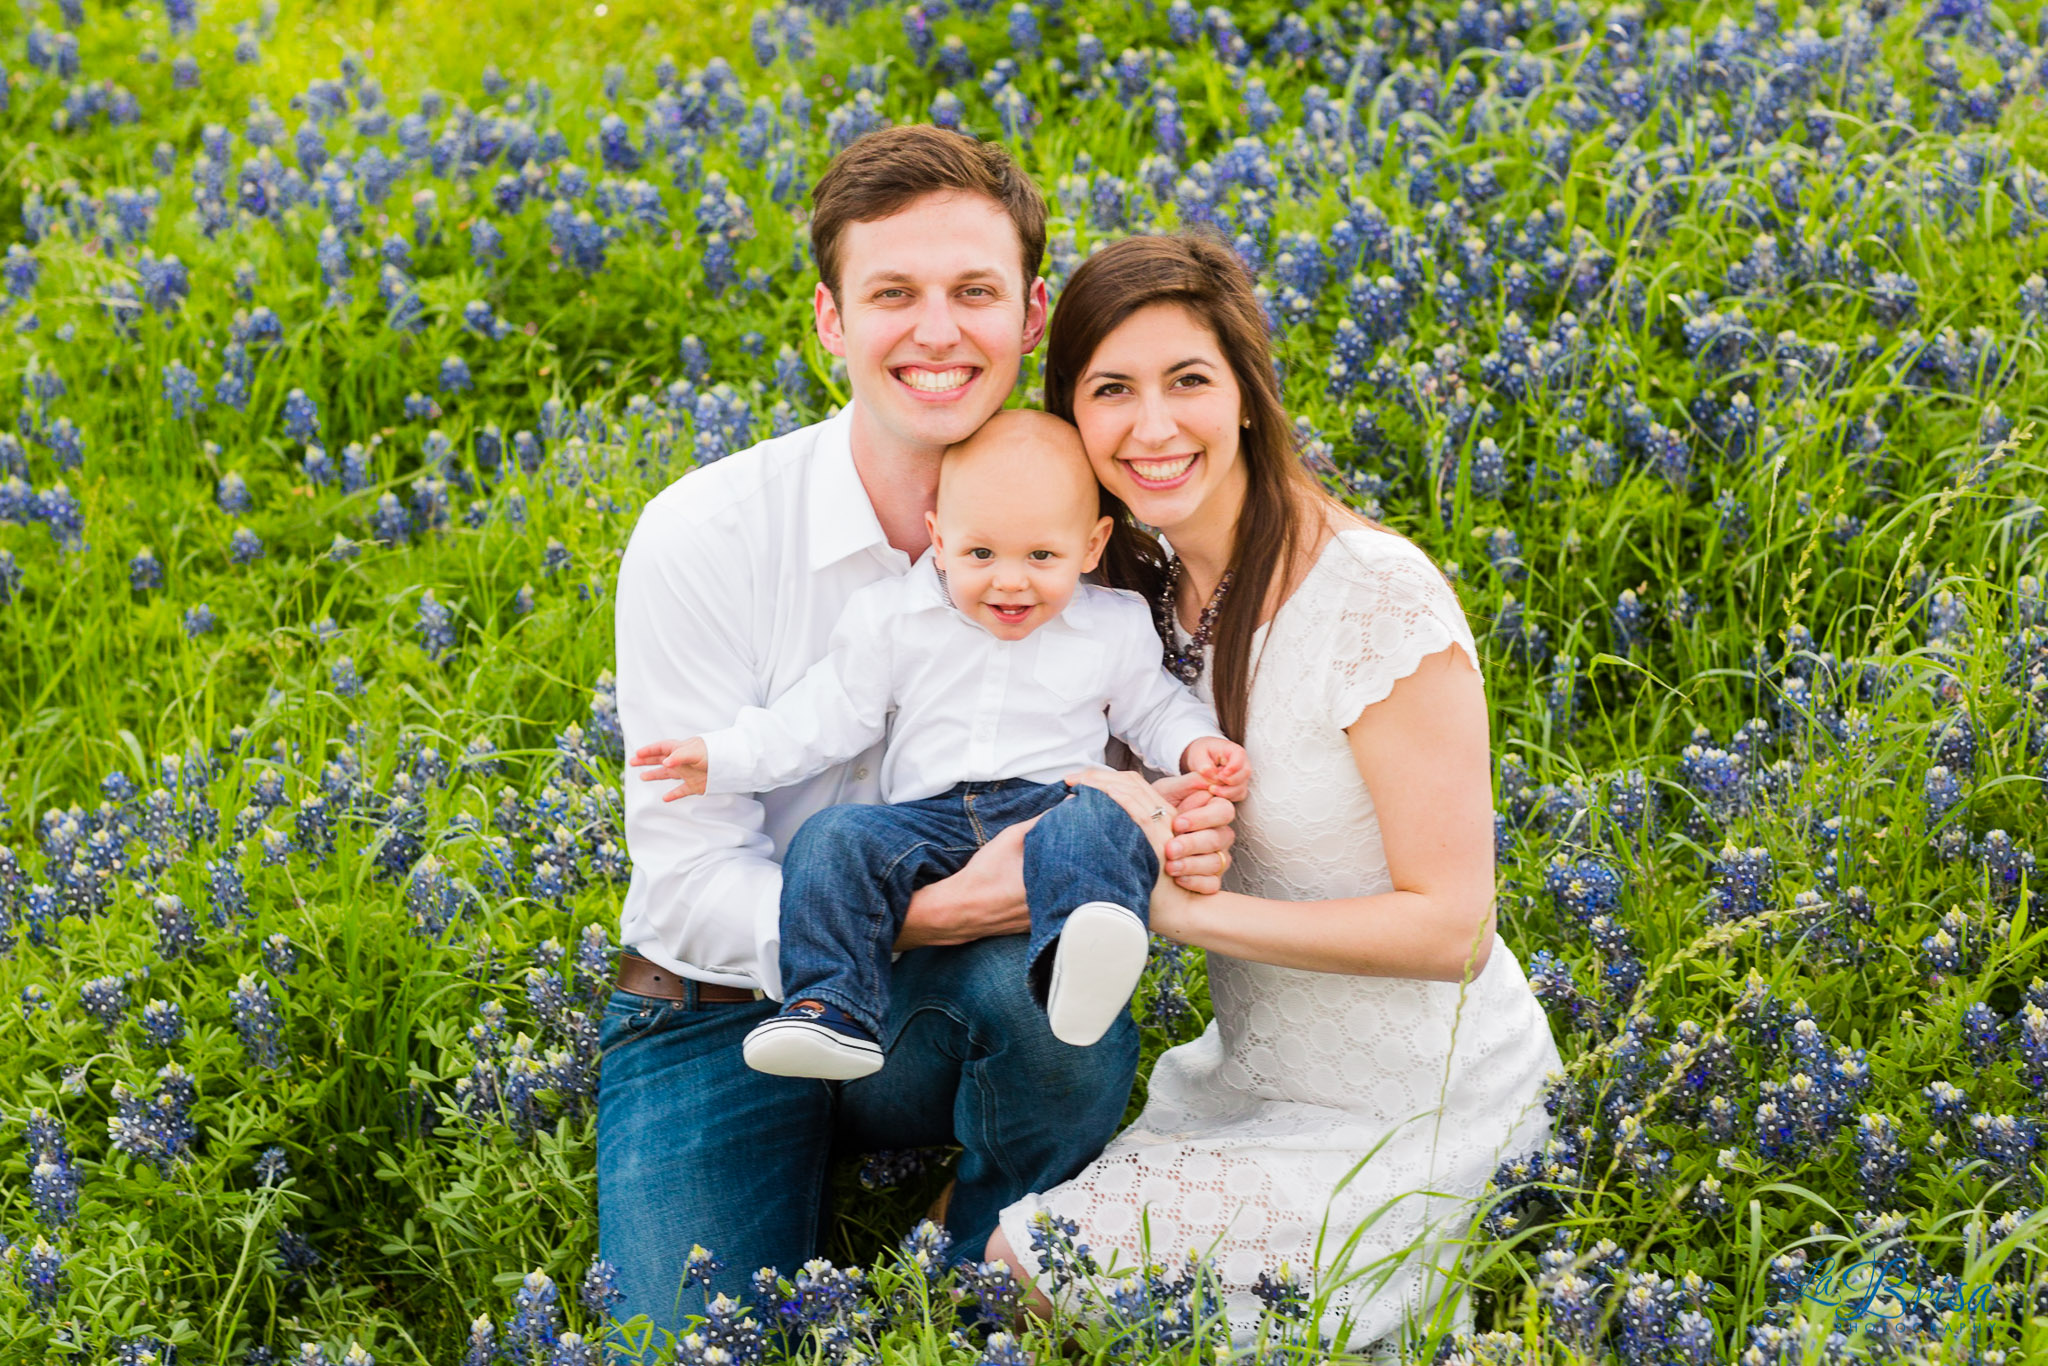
[1240,417,1250,428]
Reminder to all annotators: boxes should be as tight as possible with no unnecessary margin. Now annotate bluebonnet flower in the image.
[162,360,207,418]
[79,973,128,1030]
[229,974,285,1068]
[123,546,162,594]
[282,389,321,442]
[331,657,364,698]
[438,355,474,394]
[229,526,264,565]
[216,470,252,514]
[1870,272,1919,323]
[370,492,413,545]
[1924,765,1963,828]
[184,603,217,637]
[19,1236,64,1312]
[29,1150,79,1229]
[1484,526,1525,582]
[417,590,456,662]
[154,892,202,959]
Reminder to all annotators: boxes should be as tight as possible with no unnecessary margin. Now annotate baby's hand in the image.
[1181,736,1251,802]
[630,737,711,801]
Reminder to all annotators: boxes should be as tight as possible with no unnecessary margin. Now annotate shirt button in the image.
[853,766,869,780]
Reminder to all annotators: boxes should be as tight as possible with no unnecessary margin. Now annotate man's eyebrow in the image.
[858,267,1010,287]
[1081,357,1214,384]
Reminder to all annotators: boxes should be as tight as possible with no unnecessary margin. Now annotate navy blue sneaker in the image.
[743,1000,884,1079]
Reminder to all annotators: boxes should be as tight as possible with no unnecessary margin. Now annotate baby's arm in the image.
[683,584,899,798]
[1103,601,1248,791]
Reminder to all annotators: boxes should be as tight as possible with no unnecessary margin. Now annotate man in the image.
[599,125,1237,1349]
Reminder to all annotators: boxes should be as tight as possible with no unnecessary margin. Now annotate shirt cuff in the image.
[698,728,756,797]
[1150,717,1223,778]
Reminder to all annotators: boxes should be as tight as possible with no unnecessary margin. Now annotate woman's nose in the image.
[1131,389,1177,445]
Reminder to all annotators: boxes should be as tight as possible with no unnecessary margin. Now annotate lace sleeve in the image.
[1319,532,1483,730]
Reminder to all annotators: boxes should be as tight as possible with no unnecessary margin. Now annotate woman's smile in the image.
[1121,451,1201,488]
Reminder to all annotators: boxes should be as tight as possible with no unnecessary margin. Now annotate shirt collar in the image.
[806,403,892,572]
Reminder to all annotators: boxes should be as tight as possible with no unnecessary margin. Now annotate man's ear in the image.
[1020,276,1051,353]
[1080,514,1115,573]
[814,279,846,358]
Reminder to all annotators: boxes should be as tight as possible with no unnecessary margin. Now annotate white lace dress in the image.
[996,526,1564,1349]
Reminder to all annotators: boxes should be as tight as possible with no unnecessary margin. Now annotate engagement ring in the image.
[1148,806,1171,822]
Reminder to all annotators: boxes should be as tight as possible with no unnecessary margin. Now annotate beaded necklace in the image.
[1154,556,1234,686]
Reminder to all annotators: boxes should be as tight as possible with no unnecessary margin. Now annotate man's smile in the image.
[893,363,980,397]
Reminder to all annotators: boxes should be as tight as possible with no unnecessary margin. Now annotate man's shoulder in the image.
[636,414,837,535]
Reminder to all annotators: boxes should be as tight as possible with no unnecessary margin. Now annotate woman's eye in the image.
[1174,373,1209,387]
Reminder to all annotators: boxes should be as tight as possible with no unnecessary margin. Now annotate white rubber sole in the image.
[742,1017,885,1080]
[1046,902,1149,1047]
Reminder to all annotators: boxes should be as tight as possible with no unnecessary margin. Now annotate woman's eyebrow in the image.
[1082,357,1212,384]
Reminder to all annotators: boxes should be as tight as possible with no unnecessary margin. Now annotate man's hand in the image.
[630,737,711,801]
[895,814,1042,950]
[1065,766,1238,895]
[1179,736,1251,802]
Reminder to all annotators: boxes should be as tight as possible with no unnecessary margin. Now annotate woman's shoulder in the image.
[1310,519,1461,606]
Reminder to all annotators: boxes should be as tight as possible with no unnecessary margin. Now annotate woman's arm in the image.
[1076,643,1496,983]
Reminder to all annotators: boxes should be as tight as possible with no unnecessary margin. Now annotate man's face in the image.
[815,191,1049,460]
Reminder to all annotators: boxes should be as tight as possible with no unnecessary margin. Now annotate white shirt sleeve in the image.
[698,587,896,795]
[614,497,788,994]
[1103,608,1227,776]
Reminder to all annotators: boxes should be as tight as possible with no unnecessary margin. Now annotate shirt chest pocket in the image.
[1034,634,1105,706]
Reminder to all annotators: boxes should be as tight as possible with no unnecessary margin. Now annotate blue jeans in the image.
[594,813,1146,1354]
[779,779,1160,1038]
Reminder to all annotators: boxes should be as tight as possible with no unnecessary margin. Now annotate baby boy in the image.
[633,410,1249,1080]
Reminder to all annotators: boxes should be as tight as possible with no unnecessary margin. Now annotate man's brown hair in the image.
[809,125,1048,303]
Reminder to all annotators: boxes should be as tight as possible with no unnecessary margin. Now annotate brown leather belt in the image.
[617,952,763,1003]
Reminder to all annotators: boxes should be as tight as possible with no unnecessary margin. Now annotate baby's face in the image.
[927,476,1113,642]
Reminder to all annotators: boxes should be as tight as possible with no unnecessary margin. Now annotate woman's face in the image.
[1068,301,1246,537]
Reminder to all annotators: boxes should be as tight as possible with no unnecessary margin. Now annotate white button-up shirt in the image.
[699,547,1221,807]
[615,405,905,998]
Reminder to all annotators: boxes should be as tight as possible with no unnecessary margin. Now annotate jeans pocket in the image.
[598,987,671,1056]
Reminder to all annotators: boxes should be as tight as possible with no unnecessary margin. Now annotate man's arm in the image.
[615,501,789,996]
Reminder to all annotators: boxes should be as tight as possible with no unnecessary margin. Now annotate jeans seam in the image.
[964,792,987,845]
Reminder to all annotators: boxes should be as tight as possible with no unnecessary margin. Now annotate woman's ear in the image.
[1080,514,1115,573]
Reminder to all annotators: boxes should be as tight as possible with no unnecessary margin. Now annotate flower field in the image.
[2,0,2047,1359]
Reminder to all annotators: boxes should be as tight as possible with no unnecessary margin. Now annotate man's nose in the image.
[911,290,961,350]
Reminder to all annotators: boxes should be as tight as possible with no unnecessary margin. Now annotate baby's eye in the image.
[1029,550,1054,561]
[969,548,993,560]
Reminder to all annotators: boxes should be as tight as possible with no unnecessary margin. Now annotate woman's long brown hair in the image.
[1042,231,1341,744]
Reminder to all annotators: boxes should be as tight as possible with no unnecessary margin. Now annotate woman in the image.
[985,233,1565,1350]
